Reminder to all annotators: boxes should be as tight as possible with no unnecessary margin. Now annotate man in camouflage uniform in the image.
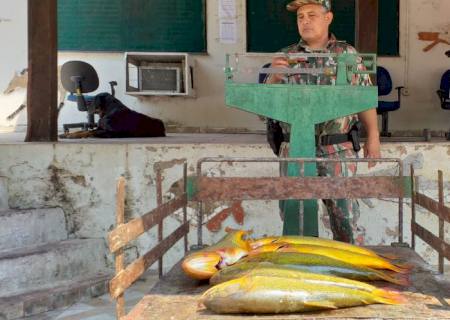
[266,0,381,243]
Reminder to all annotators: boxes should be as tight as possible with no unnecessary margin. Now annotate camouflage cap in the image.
[286,0,331,12]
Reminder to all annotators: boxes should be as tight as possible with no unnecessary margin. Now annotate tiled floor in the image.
[27,271,159,320]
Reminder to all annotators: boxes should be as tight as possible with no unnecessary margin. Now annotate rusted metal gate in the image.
[107,157,449,319]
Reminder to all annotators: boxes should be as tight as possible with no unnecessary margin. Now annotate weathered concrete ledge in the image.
[0,133,448,271]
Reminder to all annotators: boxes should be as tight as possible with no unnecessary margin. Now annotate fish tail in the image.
[394,262,414,271]
[376,270,411,286]
[372,288,407,305]
[386,263,411,274]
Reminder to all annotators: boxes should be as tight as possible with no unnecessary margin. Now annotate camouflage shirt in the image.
[276,34,372,151]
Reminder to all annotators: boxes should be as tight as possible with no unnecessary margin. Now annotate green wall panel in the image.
[247,0,399,56]
[58,0,206,52]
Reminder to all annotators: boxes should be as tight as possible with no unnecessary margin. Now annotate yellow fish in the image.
[249,235,396,259]
[210,265,397,296]
[201,274,405,314]
[249,243,411,273]
[236,252,410,286]
[181,228,250,280]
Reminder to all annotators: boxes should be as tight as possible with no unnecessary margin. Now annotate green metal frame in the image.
[224,53,378,236]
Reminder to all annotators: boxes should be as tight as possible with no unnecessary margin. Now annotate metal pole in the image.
[156,169,163,278]
[410,165,416,250]
[438,170,444,274]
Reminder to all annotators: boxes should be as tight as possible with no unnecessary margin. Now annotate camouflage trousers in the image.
[279,142,360,244]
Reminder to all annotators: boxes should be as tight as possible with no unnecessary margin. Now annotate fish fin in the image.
[304,300,338,310]
[372,289,407,305]
[225,227,253,235]
[378,253,399,260]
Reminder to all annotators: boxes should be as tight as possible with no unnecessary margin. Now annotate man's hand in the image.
[358,108,381,168]
[363,134,381,168]
[265,56,289,84]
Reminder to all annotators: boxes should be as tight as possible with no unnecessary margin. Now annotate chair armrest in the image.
[395,86,404,102]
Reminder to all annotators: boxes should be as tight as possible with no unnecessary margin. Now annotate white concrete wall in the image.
[0,140,448,271]
[379,0,450,132]
[0,0,449,133]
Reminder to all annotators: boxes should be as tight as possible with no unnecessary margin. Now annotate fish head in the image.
[248,243,286,256]
[224,227,253,251]
[181,251,222,280]
[216,247,248,268]
[201,276,248,307]
[248,237,278,250]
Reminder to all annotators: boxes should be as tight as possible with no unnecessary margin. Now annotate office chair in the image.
[436,69,450,140]
[60,61,117,133]
[376,66,404,137]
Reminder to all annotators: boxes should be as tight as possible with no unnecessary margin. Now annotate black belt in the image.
[320,122,362,152]
[282,122,362,152]
[316,134,351,146]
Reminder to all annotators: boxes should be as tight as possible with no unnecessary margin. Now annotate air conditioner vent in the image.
[125,52,195,97]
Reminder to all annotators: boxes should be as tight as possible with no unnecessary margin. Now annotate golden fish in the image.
[181,228,250,280]
[201,275,405,314]
[249,243,411,273]
[211,265,396,296]
[249,235,395,259]
[236,252,410,286]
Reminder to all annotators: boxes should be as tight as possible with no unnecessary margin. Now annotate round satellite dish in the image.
[61,61,99,93]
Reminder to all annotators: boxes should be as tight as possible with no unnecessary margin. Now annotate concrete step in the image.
[0,239,108,297]
[0,176,8,210]
[0,272,111,320]
[0,208,67,251]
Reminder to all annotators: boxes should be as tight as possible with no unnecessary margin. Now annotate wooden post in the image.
[115,177,126,319]
[438,170,444,274]
[355,0,379,53]
[26,0,58,142]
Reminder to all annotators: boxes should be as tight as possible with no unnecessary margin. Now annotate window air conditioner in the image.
[125,52,195,97]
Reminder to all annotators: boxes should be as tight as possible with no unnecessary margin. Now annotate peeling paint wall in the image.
[0,140,448,271]
[0,0,449,134]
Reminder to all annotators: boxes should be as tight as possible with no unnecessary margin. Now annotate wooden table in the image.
[124,247,450,319]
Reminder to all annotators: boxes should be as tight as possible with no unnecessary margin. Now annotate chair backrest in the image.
[61,61,99,94]
[439,69,450,94]
[377,66,392,96]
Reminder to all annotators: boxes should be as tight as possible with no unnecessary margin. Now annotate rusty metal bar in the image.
[412,222,450,262]
[197,157,403,166]
[156,169,164,278]
[195,157,404,248]
[110,222,189,299]
[108,194,187,253]
[183,162,188,254]
[197,160,203,247]
[411,165,416,250]
[192,176,405,201]
[113,177,126,319]
[398,160,404,244]
[438,170,444,274]
[415,193,450,224]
